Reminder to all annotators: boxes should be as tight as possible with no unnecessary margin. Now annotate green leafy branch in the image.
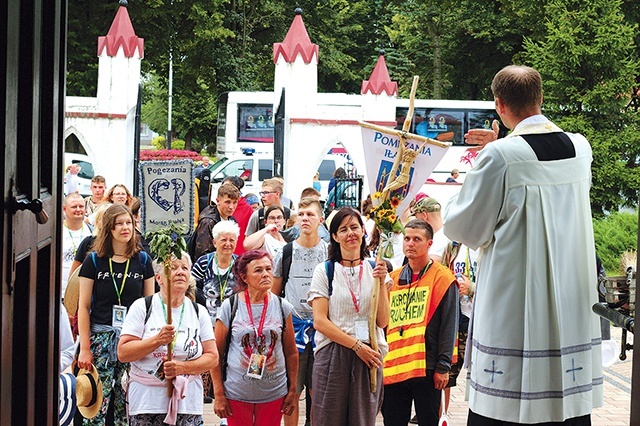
[146,223,188,263]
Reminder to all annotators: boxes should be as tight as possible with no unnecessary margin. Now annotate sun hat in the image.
[75,364,103,419]
[412,197,441,213]
[63,267,81,317]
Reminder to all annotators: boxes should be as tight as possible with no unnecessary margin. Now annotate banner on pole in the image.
[139,159,195,235]
[361,127,450,215]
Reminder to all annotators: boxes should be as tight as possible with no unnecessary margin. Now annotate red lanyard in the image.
[243,290,269,344]
[341,262,363,314]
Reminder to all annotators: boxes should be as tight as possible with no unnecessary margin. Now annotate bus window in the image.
[468,110,501,133]
[258,159,273,181]
[238,104,274,143]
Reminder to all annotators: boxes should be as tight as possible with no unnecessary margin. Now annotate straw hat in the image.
[75,364,103,419]
[63,267,80,316]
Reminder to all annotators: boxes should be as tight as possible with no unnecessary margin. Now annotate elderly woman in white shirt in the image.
[118,252,219,426]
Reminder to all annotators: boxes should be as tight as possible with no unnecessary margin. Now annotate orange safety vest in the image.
[383,261,455,385]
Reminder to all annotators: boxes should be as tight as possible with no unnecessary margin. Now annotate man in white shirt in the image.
[61,193,92,298]
[444,65,603,425]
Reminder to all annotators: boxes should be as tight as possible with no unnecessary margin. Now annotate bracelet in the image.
[349,340,359,350]
[354,341,363,353]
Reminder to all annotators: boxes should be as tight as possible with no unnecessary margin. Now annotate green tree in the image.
[522,0,640,216]
[593,211,638,274]
[67,1,120,96]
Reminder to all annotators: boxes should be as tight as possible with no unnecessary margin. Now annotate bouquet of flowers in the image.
[367,192,405,259]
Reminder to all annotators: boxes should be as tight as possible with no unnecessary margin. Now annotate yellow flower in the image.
[389,214,397,222]
[372,192,382,200]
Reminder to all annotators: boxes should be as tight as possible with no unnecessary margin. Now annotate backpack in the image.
[143,294,199,324]
[195,169,212,214]
[221,292,287,381]
[324,259,376,296]
[257,206,291,230]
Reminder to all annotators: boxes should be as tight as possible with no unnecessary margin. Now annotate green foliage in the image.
[521,0,640,216]
[147,223,188,263]
[151,136,185,151]
[593,211,638,275]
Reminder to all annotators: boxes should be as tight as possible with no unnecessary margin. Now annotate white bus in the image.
[216,93,501,205]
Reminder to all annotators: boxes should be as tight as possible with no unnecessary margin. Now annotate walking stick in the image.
[164,258,174,397]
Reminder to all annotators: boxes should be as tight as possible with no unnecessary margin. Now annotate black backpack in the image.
[196,169,211,214]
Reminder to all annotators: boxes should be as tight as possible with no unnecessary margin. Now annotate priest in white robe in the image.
[444,65,603,425]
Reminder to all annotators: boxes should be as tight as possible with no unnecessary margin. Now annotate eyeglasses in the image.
[259,191,276,196]
[267,215,284,221]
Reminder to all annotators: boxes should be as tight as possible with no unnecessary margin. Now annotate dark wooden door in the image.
[2,0,66,424]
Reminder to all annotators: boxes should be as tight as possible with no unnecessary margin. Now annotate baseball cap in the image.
[412,197,441,213]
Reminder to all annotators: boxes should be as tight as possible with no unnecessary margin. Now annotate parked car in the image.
[64,152,94,197]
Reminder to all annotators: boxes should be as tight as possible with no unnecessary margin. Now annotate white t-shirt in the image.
[430,228,449,258]
[61,223,91,297]
[273,240,328,320]
[262,234,286,259]
[121,294,215,416]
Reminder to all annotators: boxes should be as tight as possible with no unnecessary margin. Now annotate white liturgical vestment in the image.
[444,115,603,423]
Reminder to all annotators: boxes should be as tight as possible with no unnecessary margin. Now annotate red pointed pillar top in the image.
[361,52,398,96]
[273,8,318,64]
[97,0,144,58]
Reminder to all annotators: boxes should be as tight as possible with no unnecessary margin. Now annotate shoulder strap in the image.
[325,261,335,296]
[144,295,153,324]
[91,251,97,269]
[222,293,239,382]
[281,242,294,296]
[191,299,200,319]
[258,208,265,230]
[206,252,215,271]
[138,251,149,268]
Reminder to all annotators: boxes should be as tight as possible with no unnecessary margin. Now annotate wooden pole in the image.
[367,76,422,393]
[164,259,173,396]
[368,250,383,392]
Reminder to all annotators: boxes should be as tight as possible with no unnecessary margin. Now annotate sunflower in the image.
[390,197,401,208]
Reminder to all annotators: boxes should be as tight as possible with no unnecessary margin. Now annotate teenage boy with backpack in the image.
[272,197,328,426]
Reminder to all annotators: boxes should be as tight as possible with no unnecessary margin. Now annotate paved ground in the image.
[203,327,634,425]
